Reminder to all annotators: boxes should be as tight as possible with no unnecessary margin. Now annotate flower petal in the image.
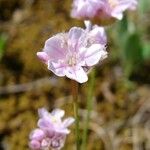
[89,26,107,45]
[51,109,65,118]
[62,117,75,128]
[29,140,41,150]
[38,118,54,129]
[29,129,45,140]
[37,52,49,64]
[112,0,137,19]
[56,129,70,134]
[48,61,66,77]
[41,138,51,149]
[44,34,67,60]
[38,108,49,118]
[82,44,107,66]
[84,20,92,31]
[65,66,88,83]
[111,12,123,20]
[71,0,103,18]
[68,27,85,52]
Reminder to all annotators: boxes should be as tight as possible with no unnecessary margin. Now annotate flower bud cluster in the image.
[29,108,74,150]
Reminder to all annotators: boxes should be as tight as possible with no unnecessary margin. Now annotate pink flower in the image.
[37,22,107,83]
[71,0,103,19]
[71,0,138,23]
[29,108,74,150]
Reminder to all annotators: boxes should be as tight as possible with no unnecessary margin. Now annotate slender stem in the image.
[82,70,95,150]
[71,80,80,150]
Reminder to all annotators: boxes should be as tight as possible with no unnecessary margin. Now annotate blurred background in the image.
[0,0,150,149]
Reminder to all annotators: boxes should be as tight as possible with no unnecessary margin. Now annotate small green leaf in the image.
[0,34,7,59]
[123,33,143,77]
[139,0,150,14]
[142,42,150,60]
[117,14,128,35]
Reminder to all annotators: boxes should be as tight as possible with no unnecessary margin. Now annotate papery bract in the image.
[37,22,107,83]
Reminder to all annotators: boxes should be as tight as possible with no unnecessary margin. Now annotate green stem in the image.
[82,70,95,150]
[71,80,80,150]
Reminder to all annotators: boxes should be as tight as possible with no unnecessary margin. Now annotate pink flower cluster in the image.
[29,108,74,150]
[71,0,138,22]
[37,22,107,83]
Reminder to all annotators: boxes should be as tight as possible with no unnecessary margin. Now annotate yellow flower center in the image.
[68,56,77,66]
[51,116,58,123]
[67,53,78,66]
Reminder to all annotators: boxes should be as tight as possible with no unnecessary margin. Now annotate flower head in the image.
[71,0,138,24]
[37,22,107,83]
[29,108,74,150]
